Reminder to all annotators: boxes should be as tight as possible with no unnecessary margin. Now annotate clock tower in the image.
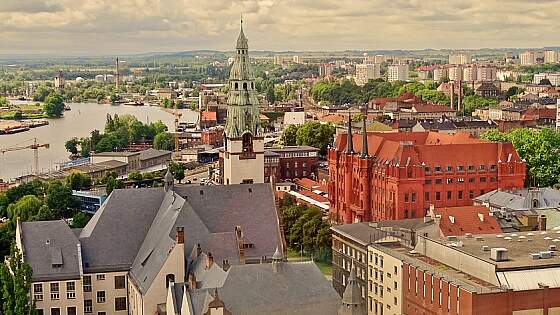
[223,21,264,185]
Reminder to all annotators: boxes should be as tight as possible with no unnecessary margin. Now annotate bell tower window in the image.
[243,82,248,90]
[242,133,253,153]
[235,82,238,90]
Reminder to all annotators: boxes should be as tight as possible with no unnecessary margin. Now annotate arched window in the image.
[242,133,253,153]
[251,82,254,89]
[243,82,248,90]
[165,274,175,288]
[234,82,238,90]
[533,199,539,208]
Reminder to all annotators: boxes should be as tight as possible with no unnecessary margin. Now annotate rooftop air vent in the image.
[482,245,490,252]
[447,236,458,241]
[540,251,553,259]
[550,245,557,251]
[504,237,512,241]
[530,253,541,260]
[490,248,508,262]
[475,236,484,241]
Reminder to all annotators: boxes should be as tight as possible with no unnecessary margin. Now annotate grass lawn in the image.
[287,249,332,276]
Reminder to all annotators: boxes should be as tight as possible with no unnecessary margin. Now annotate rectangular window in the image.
[37,310,44,315]
[424,167,431,173]
[411,193,416,202]
[490,164,497,171]
[458,191,463,199]
[446,178,453,184]
[458,177,465,183]
[84,300,92,313]
[66,282,76,299]
[469,190,474,199]
[404,193,409,202]
[114,276,126,289]
[479,165,486,171]
[83,276,92,292]
[436,192,441,201]
[480,177,486,183]
[447,191,452,200]
[435,166,441,172]
[435,179,442,184]
[96,274,105,281]
[468,165,475,171]
[51,308,60,315]
[115,297,127,311]
[468,177,475,183]
[34,283,43,301]
[490,177,497,182]
[67,307,76,315]
[425,179,432,184]
[457,165,464,171]
[424,192,430,202]
[50,283,59,300]
[97,291,106,303]
[446,166,452,172]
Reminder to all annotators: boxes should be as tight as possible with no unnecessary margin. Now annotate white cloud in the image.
[0,0,558,54]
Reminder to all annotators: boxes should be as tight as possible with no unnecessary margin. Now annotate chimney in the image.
[176,226,184,244]
[188,272,197,289]
[206,252,214,269]
[538,215,547,231]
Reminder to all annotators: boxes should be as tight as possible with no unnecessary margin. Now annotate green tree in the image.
[462,95,499,116]
[32,85,53,102]
[6,196,43,222]
[0,245,35,315]
[43,93,65,117]
[153,132,174,151]
[45,181,77,218]
[106,176,123,195]
[71,212,92,228]
[280,124,299,146]
[168,162,186,183]
[65,173,92,191]
[65,138,80,155]
[295,122,336,155]
[0,96,9,107]
[128,171,143,181]
[266,85,276,104]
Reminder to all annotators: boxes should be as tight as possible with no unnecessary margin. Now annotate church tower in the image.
[223,20,264,185]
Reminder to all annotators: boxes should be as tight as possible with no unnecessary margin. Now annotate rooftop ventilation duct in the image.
[490,248,508,262]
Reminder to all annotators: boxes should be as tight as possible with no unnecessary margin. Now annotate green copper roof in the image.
[225,22,261,139]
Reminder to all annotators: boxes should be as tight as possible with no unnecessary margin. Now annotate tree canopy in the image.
[43,92,65,117]
[0,245,35,315]
[280,121,335,155]
[481,128,560,187]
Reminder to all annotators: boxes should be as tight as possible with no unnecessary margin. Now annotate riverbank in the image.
[0,102,48,120]
[0,119,49,135]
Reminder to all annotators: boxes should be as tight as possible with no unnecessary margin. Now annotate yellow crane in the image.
[0,138,50,175]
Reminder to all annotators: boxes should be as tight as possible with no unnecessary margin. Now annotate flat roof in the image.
[92,151,139,157]
[72,160,128,173]
[267,145,319,152]
[432,230,560,270]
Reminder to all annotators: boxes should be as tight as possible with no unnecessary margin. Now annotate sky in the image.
[0,0,559,55]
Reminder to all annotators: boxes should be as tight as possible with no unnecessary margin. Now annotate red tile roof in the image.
[298,189,329,203]
[294,178,327,193]
[319,114,345,124]
[201,111,217,122]
[335,131,522,167]
[523,107,557,120]
[433,206,502,236]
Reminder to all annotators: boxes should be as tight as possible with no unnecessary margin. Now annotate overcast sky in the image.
[0,0,558,55]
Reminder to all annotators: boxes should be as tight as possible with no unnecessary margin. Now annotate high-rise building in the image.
[462,66,477,82]
[223,22,264,185]
[374,54,385,64]
[292,55,304,64]
[354,64,381,86]
[520,51,537,65]
[447,66,463,82]
[448,53,472,65]
[319,63,334,77]
[54,70,65,90]
[387,64,408,82]
[433,67,448,82]
[327,130,526,224]
[477,66,497,82]
[545,50,559,64]
[273,55,284,66]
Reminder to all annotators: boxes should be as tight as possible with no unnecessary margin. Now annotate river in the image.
[0,102,199,181]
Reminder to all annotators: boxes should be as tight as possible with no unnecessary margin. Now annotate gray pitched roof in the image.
[190,262,340,315]
[128,184,281,295]
[138,148,171,161]
[475,188,560,211]
[20,220,81,282]
[79,188,165,272]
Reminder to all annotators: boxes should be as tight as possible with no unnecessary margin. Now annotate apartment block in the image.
[387,64,408,82]
[448,53,472,65]
[356,64,382,86]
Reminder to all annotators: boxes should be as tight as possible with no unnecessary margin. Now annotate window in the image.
[468,177,475,183]
[490,164,497,171]
[424,167,431,173]
[457,165,464,171]
[394,281,398,290]
[37,310,44,315]
[98,313,106,315]
[446,178,453,184]
[435,166,441,172]
[83,276,92,292]
[435,179,442,184]
[446,166,452,172]
[67,307,77,315]
[411,193,416,202]
[479,164,486,171]
[435,192,441,201]
[458,177,465,183]
[468,165,475,171]
[50,308,60,315]
[394,296,398,305]
[115,275,126,289]
[424,192,430,202]
[84,300,92,313]
[480,177,486,183]
[50,283,59,300]
[490,177,497,182]
[404,193,409,202]
[34,283,43,301]
[425,179,432,184]
[115,297,127,311]
[447,191,452,200]
[97,291,106,303]
[96,274,105,281]
[458,191,463,199]
[469,190,474,199]
[394,266,398,275]
[66,282,76,299]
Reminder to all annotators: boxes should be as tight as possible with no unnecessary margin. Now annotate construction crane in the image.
[0,138,49,175]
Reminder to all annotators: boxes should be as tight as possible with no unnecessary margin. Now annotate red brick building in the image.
[264,146,320,182]
[328,121,526,224]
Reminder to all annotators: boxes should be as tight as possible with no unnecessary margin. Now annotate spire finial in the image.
[361,105,369,159]
[345,111,353,155]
